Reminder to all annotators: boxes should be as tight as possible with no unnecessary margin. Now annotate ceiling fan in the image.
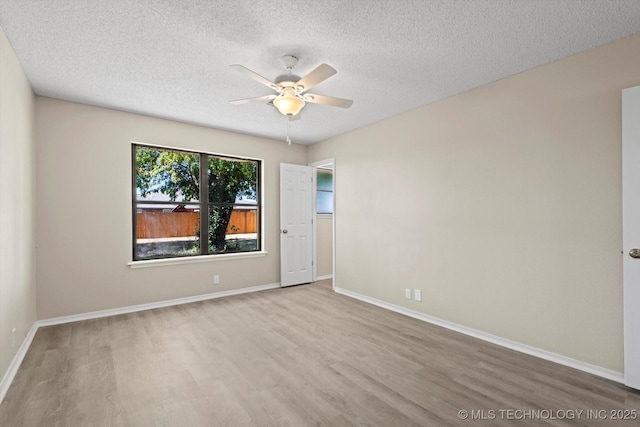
[229,55,353,120]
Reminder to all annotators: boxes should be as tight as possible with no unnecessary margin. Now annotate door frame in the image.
[309,158,336,290]
[622,86,640,390]
[623,85,640,390]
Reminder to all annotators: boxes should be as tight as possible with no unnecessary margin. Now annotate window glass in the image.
[133,145,261,260]
[316,168,333,214]
[135,203,200,259]
[136,147,199,202]
[317,192,333,215]
[208,156,258,203]
[317,169,333,192]
[209,206,259,254]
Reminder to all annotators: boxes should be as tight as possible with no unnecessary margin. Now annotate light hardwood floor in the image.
[1,280,639,426]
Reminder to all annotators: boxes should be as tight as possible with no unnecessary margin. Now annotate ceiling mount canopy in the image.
[229,54,353,121]
[279,54,298,71]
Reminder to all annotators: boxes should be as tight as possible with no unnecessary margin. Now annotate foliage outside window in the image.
[317,168,333,214]
[133,144,260,260]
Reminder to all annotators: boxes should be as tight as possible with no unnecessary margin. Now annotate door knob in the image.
[282,229,288,234]
[630,249,640,258]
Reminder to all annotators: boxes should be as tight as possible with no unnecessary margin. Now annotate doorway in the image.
[310,158,336,290]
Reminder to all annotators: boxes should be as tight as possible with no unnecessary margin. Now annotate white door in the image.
[280,163,313,287]
[623,85,640,390]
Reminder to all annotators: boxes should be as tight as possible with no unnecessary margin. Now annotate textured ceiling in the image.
[1,1,640,145]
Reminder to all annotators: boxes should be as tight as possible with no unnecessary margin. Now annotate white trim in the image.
[308,158,336,287]
[128,251,268,269]
[330,160,336,291]
[130,140,264,162]
[334,287,624,384]
[3,282,620,407]
[0,282,280,405]
[315,275,333,281]
[623,85,640,390]
[37,282,280,327]
[0,323,38,404]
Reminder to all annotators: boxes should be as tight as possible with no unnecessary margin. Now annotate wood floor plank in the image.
[1,279,639,426]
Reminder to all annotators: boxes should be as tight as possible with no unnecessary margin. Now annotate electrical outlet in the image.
[11,327,16,348]
[214,275,220,285]
[414,290,422,302]
[404,288,412,299]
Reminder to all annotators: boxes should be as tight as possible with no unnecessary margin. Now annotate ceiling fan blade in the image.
[303,93,353,109]
[230,95,276,105]
[229,64,277,89]
[295,64,337,92]
[288,113,301,122]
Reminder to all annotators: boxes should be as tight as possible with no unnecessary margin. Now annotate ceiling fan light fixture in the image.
[229,57,351,122]
[273,88,305,116]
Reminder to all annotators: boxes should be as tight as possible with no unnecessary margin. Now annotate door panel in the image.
[280,163,313,287]
[623,85,640,390]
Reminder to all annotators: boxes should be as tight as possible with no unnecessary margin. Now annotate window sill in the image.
[128,251,268,269]
[316,213,333,219]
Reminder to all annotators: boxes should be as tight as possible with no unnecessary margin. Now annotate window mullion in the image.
[199,154,209,255]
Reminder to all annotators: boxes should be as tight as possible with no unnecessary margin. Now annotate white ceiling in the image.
[1,1,640,145]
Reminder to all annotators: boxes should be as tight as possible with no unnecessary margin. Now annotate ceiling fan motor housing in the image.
[274,75,301,87]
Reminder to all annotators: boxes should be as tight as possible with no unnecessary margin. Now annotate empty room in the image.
[2,1,640,425]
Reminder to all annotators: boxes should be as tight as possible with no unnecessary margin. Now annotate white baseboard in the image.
[3,282,623,407]
[0,323,38,404]
[37,282,281,327]
[315,275,333,281]
[0,282,280,405]
[334,287,624,384]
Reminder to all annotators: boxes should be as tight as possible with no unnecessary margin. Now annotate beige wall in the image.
[309,33,640,372]
[5,23,638,382]
[35,98,306,319]
[0,28,36,379]
[316,216,333,278]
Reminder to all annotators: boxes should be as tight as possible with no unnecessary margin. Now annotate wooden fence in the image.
[136,210,256,238]
[227,209,257,234]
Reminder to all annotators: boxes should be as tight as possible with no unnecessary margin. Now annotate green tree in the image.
[207,157,257,252]
[136,147,257,253]
[136,148,200,201]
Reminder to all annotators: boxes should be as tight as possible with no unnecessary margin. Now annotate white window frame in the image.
[128,141,267,268]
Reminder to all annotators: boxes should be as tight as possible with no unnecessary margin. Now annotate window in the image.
[132,144,260,260]
[316,168,333,214]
